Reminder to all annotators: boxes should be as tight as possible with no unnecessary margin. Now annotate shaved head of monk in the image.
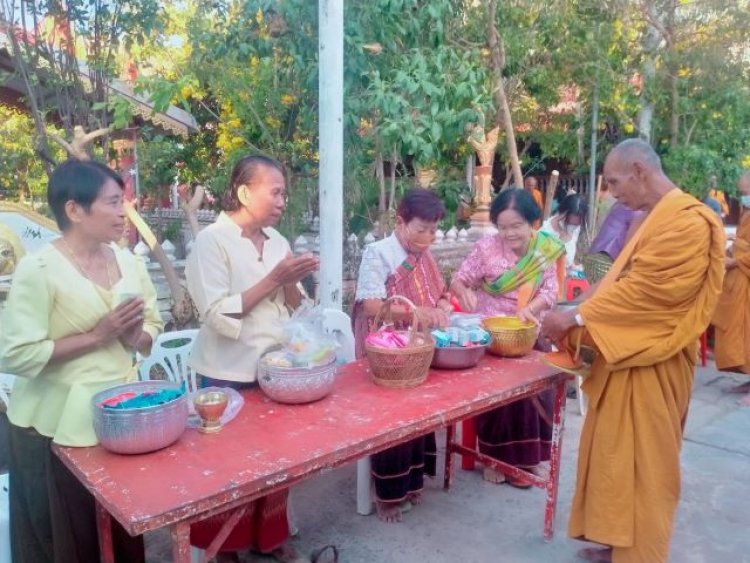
[603,138,676,212]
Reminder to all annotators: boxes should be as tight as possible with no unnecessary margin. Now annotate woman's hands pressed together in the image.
[93,297,145,346]
[269,253,319,286]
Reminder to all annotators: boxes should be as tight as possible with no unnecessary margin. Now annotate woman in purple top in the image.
[589,202,644,260]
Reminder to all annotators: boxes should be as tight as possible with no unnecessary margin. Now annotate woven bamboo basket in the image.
[581,253,613,284]
[364,296,435,388]
[482,316,537,357]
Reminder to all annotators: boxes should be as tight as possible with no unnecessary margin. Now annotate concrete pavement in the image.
[146,364,750,562]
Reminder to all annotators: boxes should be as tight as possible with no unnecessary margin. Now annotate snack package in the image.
[366,330,410,349]
[449,313,484,329]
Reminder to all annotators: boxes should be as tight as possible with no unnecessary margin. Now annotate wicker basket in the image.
[365,296,435,388]
[482,316,537,357]
[582,253,613,284]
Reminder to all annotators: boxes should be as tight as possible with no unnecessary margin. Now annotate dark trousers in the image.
[8,423,145,563]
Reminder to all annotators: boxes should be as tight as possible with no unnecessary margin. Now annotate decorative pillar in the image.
[112,136,138,246]
[467,125,500,238]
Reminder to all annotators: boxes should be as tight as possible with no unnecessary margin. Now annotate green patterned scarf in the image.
[482,231,565,296]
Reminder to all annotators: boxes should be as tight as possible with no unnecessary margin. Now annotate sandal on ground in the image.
[577,546,613,562]
[310,545,339,563]
[506,474,533,489]
[268,544,311,563]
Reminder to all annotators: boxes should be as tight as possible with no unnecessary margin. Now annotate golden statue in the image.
[0,224,25,276]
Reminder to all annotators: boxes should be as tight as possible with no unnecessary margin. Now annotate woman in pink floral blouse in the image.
[451,188,562,487]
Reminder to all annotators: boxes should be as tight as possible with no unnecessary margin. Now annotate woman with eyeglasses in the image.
[352,188,451,523]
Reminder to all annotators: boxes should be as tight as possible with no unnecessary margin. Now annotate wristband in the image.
[574,313,584,326]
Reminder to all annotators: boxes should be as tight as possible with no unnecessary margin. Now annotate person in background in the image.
[542,139,724,563]
[186,155,318,562]
[353,188,451,523]
[588,202,644,263]
[450,188,562,488]
[540,193,588,273]
[712,171,750,401]
[523,176,545,228]
[0,159,163,563]
[703,195,724,219]
[707,174,730,220]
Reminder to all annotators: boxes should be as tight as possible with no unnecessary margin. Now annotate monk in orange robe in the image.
[524,176,545,229]
[713,171,750,397]
[541,139,725,563]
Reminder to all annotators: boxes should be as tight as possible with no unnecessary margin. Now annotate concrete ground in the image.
[142,364,750,562]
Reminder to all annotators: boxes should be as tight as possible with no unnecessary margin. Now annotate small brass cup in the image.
[193,390,229,434]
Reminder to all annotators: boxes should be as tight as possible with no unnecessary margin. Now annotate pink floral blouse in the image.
[452,234,559,318]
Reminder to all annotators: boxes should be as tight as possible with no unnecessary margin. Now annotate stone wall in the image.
[140,209,486,321]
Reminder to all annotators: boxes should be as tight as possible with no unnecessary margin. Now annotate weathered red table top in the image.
[54,352,563,535]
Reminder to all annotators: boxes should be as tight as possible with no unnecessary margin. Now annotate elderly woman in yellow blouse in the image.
[0,160,163,563]
[185,155,318,563]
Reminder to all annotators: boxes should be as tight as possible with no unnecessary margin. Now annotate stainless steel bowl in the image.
[92,381,188,455]
[431,345,487,370]
[258,359,337,404]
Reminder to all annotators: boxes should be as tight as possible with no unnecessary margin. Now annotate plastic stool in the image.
[565,278,590,302]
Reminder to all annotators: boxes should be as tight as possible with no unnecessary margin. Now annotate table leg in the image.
[95,501,115,563]
[444,423,455,490]
[544,378,568,541]
[356,457,373,515]
[171,521,192,563]
[460,418,477,470]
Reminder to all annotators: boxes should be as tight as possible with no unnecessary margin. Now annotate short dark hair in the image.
[490,187,541,225]
[47,159,124,231]
[223,155,285,211]
[558,193,588,220]
[397,188,445,223]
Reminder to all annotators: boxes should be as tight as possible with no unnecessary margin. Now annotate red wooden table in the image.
[53,352,568,563]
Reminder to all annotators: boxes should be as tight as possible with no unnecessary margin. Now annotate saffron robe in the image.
[712,211,750,372]
[570,190,725,563]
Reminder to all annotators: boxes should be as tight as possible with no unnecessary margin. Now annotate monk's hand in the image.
[725,257,738,270]
[541,309,576,343]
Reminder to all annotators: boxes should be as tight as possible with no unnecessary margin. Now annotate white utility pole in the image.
[318,0,344,309]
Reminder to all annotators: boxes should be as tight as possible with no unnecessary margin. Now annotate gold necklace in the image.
[61,238,115,289]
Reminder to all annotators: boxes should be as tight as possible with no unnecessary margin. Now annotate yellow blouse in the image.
[185,212,293,383]
[0,243,163,446]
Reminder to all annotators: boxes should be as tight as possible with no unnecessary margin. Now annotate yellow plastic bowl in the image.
[482,316,537,357]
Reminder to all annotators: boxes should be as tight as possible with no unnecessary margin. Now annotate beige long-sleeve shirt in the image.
[185,212,292,382]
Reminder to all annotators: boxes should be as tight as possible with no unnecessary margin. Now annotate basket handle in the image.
[372,295,430,346]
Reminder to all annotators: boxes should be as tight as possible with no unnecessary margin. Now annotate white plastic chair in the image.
[138,329,199,394]
[320,309,373,516]
[321,309,356,365]
[0,373,15,411]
